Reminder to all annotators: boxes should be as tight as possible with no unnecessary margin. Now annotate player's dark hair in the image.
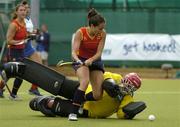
[21,0,28,5]
[88,8,105,27]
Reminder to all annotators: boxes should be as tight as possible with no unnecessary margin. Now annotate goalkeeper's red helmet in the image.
[121,72,141,92]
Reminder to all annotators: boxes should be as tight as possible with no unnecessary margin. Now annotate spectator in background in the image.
[21,0,42,96]
[36,24,50,66]
[0,4,27,100]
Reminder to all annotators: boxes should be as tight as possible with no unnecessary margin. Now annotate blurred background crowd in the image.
[1,0,180,79]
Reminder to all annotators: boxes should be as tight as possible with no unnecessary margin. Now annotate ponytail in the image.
[88,8,98,19]
[87,8,105,27]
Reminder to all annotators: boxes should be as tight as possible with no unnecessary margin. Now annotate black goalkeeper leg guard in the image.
[51,97,73,117]
[1,58,80,99]
[58,77,79,99]
[51,97,89,117]
[123,101,147,119]
[22,58,65,95]
[21,58,79,98]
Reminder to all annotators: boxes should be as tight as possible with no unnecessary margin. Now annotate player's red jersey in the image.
[9,19,27,49]
[78,27,103,58]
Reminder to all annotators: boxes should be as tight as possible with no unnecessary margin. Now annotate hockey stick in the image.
[0,41,6,62]
[13,37,32,45]
[56,60,81,67]
[0,19,6,63]
[56,59,99,67]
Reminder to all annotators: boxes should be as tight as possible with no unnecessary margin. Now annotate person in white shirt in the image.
[22,0,42,96]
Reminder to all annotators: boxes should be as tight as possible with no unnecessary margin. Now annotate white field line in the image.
[3,91,180,95]
[136,91,180,94]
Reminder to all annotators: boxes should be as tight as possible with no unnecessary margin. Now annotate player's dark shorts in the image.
[24,40,36,57]
[73,56,104,73]
[7,48,24,62]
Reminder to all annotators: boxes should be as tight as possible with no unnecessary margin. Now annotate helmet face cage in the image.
[121,78,137,95]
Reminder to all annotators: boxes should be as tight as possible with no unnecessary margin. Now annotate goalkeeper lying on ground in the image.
[0,58,146,119]
[29,72,146,119]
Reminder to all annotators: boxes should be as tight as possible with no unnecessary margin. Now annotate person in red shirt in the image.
[70,8,106,121]
[0,4,27,100]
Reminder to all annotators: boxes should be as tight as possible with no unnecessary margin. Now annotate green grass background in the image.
[0,78,180,127]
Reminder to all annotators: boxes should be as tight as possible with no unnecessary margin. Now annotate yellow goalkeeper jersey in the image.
[83,72,134,118]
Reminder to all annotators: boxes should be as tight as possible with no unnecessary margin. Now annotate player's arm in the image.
[72,29,83,62]
[102,78,124,101]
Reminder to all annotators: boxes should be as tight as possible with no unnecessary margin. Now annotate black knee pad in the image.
[29,96,55,111]
[29,96,56,117]
[3,62,26,78]
[19,58,79,98]
[29,97,40,111]
[38,96,56,117]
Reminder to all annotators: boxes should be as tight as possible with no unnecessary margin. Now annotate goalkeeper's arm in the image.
[102,78,124,101]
